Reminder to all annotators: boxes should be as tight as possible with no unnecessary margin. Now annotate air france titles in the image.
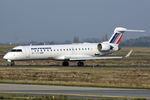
[31,47,52,54]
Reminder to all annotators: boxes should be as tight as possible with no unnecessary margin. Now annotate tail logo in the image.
[110,33,123,44]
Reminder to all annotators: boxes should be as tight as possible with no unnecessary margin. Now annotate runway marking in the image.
[0,91,149,99]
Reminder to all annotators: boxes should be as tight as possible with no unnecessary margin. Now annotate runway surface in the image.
[0,84,150,99]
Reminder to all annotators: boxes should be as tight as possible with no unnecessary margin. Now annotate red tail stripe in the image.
[116,33,123,44]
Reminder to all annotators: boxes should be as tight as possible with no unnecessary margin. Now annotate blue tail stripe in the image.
[113,33,120,43]
[110,33,119,43]
[112,33,119,43]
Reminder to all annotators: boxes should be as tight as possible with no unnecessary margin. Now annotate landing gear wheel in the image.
[77,61,84,66]
[62,61,69,66]
[10,61,15,66]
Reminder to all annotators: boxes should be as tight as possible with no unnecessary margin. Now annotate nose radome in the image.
[3,54,8,60]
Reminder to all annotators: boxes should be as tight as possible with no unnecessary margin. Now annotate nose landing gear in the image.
[7,59,15,66]
[10,61,15,66]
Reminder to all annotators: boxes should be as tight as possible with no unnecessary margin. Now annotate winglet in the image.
[125,50,133,58]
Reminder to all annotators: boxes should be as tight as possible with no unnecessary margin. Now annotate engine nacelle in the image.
[97,43,113,51]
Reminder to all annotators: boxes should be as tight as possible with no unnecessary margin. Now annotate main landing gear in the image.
[62,61,69,66]
[62,61,84,66]
[77,61,84,66]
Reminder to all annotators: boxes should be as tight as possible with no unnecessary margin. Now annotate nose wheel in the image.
[10,61,15,66]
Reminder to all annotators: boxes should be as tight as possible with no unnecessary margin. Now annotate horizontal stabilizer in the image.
[114,27,145,33]
[122,29,145,32]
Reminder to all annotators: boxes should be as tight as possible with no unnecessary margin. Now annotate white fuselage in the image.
[3,43,116,62]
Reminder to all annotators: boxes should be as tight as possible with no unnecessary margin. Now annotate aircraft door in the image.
[24,47,30,59]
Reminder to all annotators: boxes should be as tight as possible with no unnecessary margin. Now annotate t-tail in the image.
[108,27,145,45]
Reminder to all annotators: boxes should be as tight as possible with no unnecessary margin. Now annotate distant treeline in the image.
[120,36,150,47]
[1,36,150,47]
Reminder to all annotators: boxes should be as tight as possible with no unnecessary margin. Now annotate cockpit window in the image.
[10,49,22,52]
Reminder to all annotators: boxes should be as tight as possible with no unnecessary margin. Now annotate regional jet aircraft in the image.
[3,27,144,66]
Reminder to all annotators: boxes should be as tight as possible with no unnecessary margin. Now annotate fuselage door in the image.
[24,47,30,59]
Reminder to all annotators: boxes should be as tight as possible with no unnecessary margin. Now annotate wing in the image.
[69,50,133,61]
[70,56,123,61]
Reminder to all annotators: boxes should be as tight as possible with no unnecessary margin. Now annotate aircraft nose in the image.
[3,54,8,60]
[3,53,13,62]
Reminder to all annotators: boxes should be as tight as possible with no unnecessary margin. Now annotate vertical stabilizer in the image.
[108,27,145,45]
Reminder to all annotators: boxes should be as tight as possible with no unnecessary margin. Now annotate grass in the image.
[1,67,150,89]
[0,94,147,100]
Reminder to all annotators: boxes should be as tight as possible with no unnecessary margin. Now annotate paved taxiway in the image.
[0,84,150,99]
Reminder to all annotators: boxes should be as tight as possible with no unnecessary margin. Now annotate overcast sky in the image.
[0,0,150,43]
